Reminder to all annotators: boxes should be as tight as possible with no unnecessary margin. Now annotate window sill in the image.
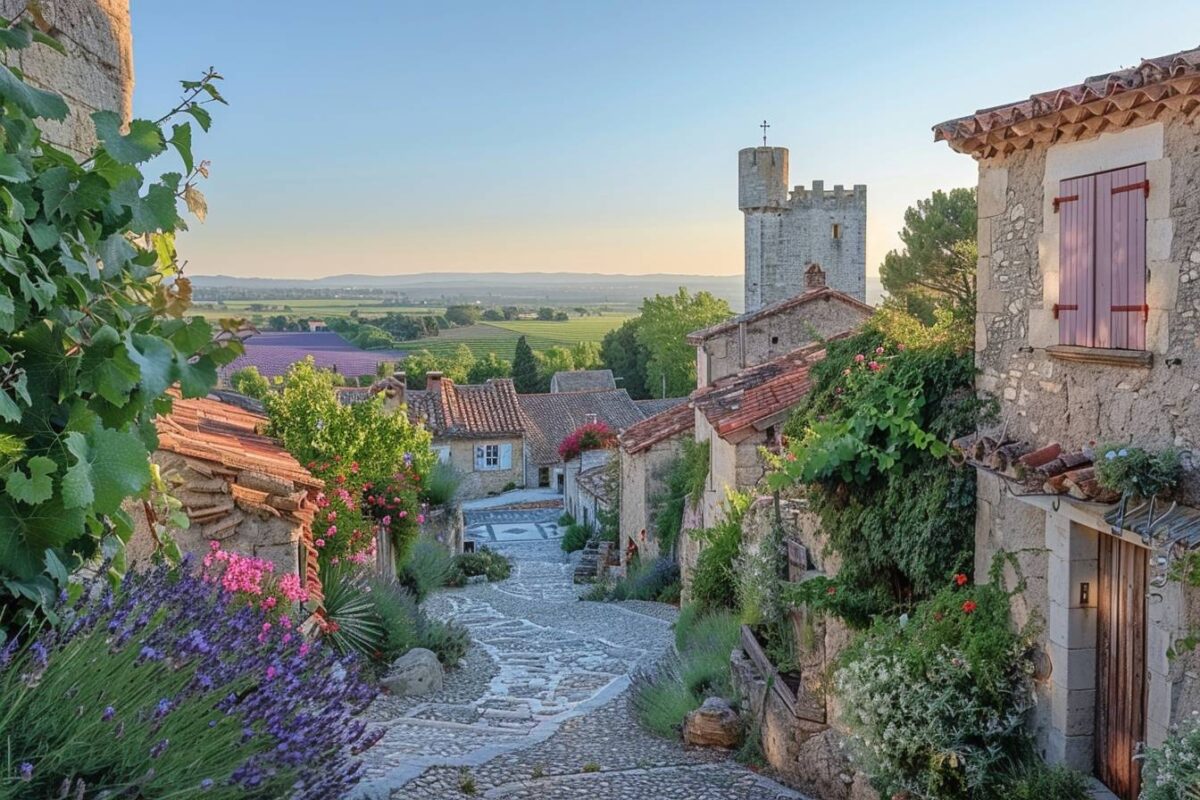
[1045,345,1153,368]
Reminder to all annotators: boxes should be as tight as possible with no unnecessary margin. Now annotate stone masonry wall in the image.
[1,0,132,158]
[700,296,872,385]
[973,111,1200,768]
[619,437,688,563]
[442,436,524,500]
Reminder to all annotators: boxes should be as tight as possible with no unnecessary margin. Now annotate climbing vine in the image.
[0,16,238,628]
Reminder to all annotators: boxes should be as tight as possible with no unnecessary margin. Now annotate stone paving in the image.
[355,504,803,800]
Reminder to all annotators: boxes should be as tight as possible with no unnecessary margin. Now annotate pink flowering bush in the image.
[200,542,308,620]
[558,422,616,462]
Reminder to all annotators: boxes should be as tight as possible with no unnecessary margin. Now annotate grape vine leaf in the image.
[62,427,151,514]
[92,111,166,165]
[5,455,55,504]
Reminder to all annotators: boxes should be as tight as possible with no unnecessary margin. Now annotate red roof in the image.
[407,377,526,438]
[693,343,829,442]
[619,400,695,454]
[934,46,1200,159]
[687,286,872,344]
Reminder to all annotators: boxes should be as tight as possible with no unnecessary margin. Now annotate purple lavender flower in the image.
[200,778,214,790]
[101,706,115,722]
[154,698,171,718]
[29,641,48,668]
[18,762,32,781]
[149,738,169,759]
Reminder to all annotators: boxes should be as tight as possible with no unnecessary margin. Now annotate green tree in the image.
[481,308,504,322]
[570,340,602,370]
[403,350,441,390]
[880,188,978,322]
[230,366,271,399]
[637,288,731,398]
[467,352,511,384]
[0,50,235,622]
[537,307,555,321]
[443,344,475,383]
[511,335,540,393]
[600,317,650,399]
[444,304,480,327]
[536,346,575,391]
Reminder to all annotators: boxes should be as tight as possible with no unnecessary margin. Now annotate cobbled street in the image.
[355,505,803,800]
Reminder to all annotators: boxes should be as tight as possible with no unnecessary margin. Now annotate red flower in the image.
[962,600,977,614]
[954,573,968,587]
[826,585,837,596]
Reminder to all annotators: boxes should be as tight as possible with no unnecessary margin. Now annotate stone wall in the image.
[972,111,1200,769]
[698,295,872,385]
[1,0,132,158]
[739,147,867,308]
[422,505,464,555]
[441,436,524,499]
[619,436,687,563]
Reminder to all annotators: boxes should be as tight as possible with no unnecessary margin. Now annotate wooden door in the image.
[1095,535,1147,800]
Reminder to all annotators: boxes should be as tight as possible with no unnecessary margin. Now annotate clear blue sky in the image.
[132,1,1200,291]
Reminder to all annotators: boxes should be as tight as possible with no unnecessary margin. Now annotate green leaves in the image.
[92,111,167,165]
[63,427,151,514]
[0,63,66,119]
[5,455,55,504]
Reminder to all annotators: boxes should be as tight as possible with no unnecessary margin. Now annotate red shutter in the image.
[1057,175,1095,347]
[1097,164,1148,350]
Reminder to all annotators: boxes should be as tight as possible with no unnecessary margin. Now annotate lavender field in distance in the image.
[219,332,407,381]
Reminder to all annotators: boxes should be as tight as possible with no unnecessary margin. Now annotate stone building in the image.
[617,400,696,562]
[401,373,527,500]
[518,388,645,490]
[126,395,325,605]
[562,448,614,530]
[1,0,133,158]
[934,46,1200,800]
[549,369,616,393]
[689,264,873,386]
[740,145,867,309]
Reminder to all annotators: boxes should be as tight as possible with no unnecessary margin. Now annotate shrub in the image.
[582,557,679,603]
[651,438,710,555]
[447,548,512,586]
[633,606,741,739]
[690,493,750,612]
[230,365,271,399]
[364,575,421,662]
[558,511,576,527]
[1141,713,1200,800]
[422,462,464,507]
[1004,762,1090,800]
[0,561,379,799]
[558,422,616,461]
[318,562,385,659]
[418,616,469,667]
[561,523,591,553]
[399,536,454,602]
[835,574,1035,800]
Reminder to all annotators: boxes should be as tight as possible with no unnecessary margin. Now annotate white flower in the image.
[1106,450,1117,460]
[1119,448,1129,457]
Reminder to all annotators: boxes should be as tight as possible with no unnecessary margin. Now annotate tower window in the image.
[831,223,841,240]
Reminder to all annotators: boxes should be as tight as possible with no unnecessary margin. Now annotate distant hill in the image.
[189,272,746,312]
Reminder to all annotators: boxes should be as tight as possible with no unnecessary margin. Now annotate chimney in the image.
[584,413,598,426]
[426,371,443,393]
[804,263,826,290]
[377,372,406,411]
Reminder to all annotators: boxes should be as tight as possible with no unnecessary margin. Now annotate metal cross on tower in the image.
[760,119,770,146]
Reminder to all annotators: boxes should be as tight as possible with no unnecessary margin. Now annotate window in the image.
[474,442,512,472]
[434,446,450,464]
[831,223,841,240]
[1055,164,1148,350]
[538,467,550,488]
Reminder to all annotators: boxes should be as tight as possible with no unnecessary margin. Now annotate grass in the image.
[192,299,444,320]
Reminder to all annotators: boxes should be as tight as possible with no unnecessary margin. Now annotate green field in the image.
[191,300,444,321]
[394,315,631,359]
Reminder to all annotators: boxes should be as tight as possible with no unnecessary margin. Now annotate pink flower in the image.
[875,346,885,355]
[398,510,407,519]
[854,353,865,363]
[209,540,220,551]
[417,514,426,524]
[262,596,277,610]
[842,368,851,377]
[326,511,337,522]
[299,643,310,657]
[382,515,392,526]
[897,343,906,351]
[266,666,277,680]
[868,361,881,371]
[326,526,337,536]
[282,632,292,643]
[315,539,326,548]
[261,622,272,633]
[280,616,292,629]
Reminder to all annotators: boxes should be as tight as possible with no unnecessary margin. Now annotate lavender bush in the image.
[0,559,382,799]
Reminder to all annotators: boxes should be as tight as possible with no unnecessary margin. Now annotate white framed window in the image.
[474,442,512,472]
[434,446,450,464]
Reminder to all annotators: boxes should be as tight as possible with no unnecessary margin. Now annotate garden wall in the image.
[423,505,464,554]
[729,492,875,799]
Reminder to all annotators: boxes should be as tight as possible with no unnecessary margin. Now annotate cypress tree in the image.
[511,335,539,393]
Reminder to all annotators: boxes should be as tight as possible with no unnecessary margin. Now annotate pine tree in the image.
[511,335,540,393]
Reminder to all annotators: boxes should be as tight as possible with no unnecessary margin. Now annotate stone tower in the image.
[739,146,866,310]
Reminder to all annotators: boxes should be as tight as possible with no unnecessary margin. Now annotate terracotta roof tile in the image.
[406,377,526,438]
[519,389,646,466]
[687,287,873,344]
[933,47,1200,159]
[692,342,831,441]
[620,401,695,454]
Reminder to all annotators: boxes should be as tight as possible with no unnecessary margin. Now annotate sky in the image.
[132,1,1200,290]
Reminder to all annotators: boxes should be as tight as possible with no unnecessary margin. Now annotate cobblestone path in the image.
[355,518,803,800]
